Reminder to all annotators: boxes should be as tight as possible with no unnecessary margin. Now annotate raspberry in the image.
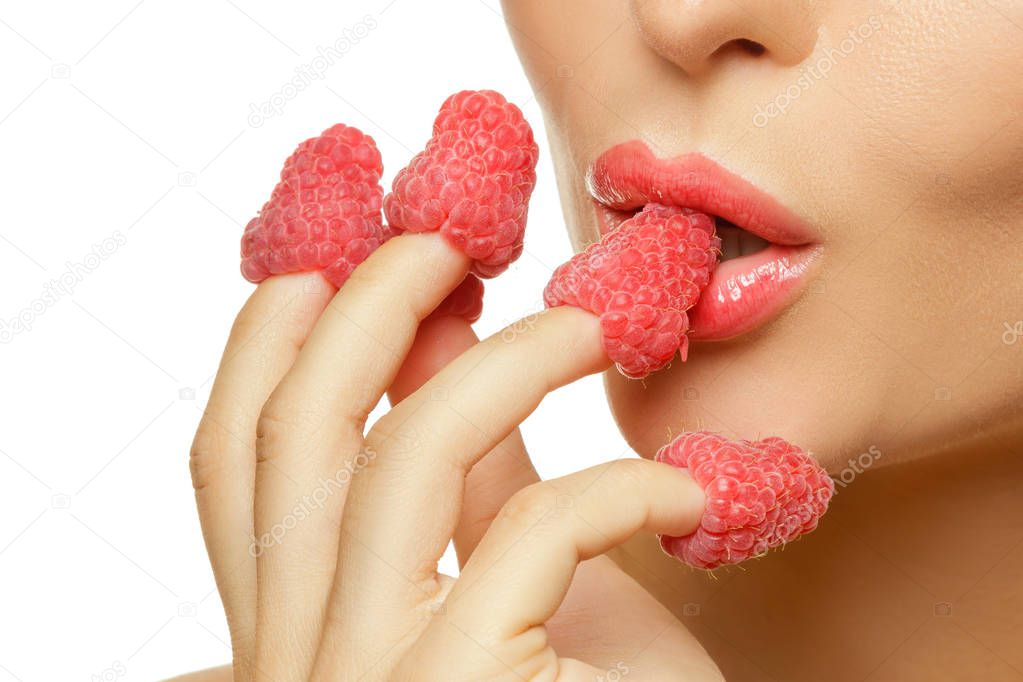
[383,90,539,278]
[655,431,834,569]
[241,124,388,288]
[543,204,720,378]
[430,275,484,323]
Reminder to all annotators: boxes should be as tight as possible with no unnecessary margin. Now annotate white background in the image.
[0,1,631,679]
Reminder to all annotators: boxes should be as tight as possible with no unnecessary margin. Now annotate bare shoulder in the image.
[163,665,232,682]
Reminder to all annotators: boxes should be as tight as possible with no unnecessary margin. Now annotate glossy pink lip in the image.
[589,140,821,340]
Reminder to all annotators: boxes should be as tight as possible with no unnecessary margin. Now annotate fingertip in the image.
[535,305,609,376]
[379,230,472,280]
[250,271,335,312]
[654,461,707,537]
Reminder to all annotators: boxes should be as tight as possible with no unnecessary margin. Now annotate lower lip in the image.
[689,244,821,340]
[593,203,821,340]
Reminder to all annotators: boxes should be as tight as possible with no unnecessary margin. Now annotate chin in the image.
[603,302,878,475]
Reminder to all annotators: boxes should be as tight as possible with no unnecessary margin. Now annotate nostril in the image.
[734,38,767,56]
[714,38,767,59]
[629,0,820,74]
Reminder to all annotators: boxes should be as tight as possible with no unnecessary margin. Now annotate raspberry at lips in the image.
[655,431,835,570]
[544,204,721,379]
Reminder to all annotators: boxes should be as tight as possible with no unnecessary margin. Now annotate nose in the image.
[629,0,819,77]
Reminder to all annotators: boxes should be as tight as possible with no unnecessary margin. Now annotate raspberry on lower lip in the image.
[543,204,721,378]
[656,431,834,569]
[383,90,540,278]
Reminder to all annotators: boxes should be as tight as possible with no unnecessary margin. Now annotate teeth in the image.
[717,222,769,261]
[720,224,740,261]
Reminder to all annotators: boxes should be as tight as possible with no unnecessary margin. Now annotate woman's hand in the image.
[189,233,721,680]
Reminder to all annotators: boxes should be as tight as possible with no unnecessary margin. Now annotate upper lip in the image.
[587,140,817,246]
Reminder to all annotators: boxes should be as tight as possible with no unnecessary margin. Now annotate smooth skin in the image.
[183,232,719,681]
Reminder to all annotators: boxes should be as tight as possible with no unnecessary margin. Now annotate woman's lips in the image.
[588,140,821,341]
[688,244,822,340]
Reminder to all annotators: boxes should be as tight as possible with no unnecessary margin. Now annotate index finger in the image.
[385,314,541,565]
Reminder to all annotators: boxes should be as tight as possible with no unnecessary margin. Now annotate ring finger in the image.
[251,233,469,680]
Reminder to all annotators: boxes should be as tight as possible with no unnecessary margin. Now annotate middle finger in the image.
[315,306,608,676]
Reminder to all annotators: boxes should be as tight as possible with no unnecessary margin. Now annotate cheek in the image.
[821,4,1023,438]
[862,4,1023,161]
[501,0,631,89]
[822,3,1023,214]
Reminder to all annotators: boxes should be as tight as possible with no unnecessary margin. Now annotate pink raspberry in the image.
[430,275,484,324]
[543,204,720,378]
[383,90,539,278]
[656,431,834,569]
[241,124,388,288]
